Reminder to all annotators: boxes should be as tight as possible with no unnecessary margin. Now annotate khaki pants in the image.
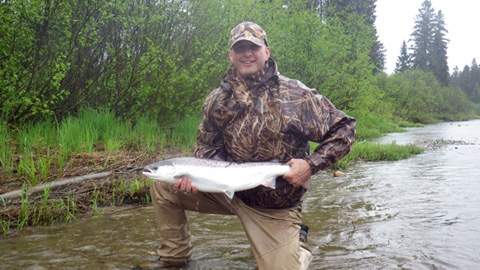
[150,181,312,270]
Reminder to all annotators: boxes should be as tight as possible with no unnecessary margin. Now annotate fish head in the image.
[142,160,176,181]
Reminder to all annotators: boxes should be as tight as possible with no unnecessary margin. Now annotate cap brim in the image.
[230,37,265,49]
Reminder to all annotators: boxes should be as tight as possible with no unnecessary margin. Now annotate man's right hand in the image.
[172,176,198,194]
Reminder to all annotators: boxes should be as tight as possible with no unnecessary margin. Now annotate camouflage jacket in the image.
[194,58,356,209]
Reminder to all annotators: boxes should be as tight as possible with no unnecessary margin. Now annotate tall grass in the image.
[132,116,166,152]
[58,109,99,154]
[2,108,189,187]
[396,120,424,128]
[355,115,406,140]
[0,124,14,175]
[311,140,424,170]
[170,115,201,149]
[351,141,422,161]
[2,110,426,186]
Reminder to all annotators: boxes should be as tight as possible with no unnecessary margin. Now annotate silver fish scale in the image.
[165,157,284,168]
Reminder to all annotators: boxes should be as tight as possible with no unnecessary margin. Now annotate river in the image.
[1,120,479,269]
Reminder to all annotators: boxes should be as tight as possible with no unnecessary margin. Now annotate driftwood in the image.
[0,172,112,202]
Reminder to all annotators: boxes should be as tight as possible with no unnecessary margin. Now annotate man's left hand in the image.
[283,158,312,188]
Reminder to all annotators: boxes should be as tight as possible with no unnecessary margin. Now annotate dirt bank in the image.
[0,148,190,237]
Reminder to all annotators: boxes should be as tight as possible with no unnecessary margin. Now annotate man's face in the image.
[228,40,270,80]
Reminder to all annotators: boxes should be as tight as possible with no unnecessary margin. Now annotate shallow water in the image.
[1,120,479,269]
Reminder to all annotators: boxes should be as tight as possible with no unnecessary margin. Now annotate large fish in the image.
[142,157,291,199]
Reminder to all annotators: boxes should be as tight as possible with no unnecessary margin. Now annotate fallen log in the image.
[0,172,112,203]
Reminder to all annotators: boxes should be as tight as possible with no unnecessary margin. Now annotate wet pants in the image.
[150,181,313,270]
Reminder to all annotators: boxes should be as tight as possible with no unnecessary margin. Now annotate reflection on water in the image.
[1,120,480,269]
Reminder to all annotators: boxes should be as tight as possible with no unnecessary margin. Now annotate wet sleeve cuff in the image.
[305,157,321,175]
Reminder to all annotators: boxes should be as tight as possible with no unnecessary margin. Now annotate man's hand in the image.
[283,159,312,189]
[172,177,198,194]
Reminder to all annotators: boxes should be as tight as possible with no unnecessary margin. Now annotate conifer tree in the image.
[459,65,472,97]
[450,65,460,88]
[469,58,480,102]
[410,0,449,85]
[431,10,449,85]
[454,58,480,102]
[410,0,435,71]
[395,40,411,73]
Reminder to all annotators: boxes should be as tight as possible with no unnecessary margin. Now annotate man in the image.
[139,22,356,269]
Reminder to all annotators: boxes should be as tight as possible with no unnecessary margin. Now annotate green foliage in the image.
[386,70,438,122]
[1,0,478,127]
[451,59,480,103]
[0,0,230,124]
[355,115,405,141]
[0,0,71,123]
[311,138,424,170]
[334,141,424,169]
[259,2,379,113]
[374,70,474,123]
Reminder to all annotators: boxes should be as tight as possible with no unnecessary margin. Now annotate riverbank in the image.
[0,144,201,236]
[0,140,431,238]
[0,111,446,237]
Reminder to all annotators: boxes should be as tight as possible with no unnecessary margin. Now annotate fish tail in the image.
[302,179,312,191]
[224,191,235,202]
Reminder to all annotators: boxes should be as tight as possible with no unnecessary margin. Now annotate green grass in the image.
[2,110,425,184]
[355,115,406,140]
[396,121,425,128]
[0,107,199,183]
[310,116,425,169]
[0,124,14,175]
[170,115,201,149]
[131,116,166,152]
[311,140,424,170]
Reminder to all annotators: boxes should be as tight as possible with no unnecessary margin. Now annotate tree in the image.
[410,0,449,85]
[410,0,435,71]
[263,0,378,113]
[395,40,411,73]
[0,0,232,124]
[430,10,449,85]
[323,0,386,73]
[468,58,480,102]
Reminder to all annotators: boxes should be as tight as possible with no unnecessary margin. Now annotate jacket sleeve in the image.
[303,93,356,172]
[194,89,227,160]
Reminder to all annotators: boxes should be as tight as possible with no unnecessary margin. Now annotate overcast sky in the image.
[376,0,480,74]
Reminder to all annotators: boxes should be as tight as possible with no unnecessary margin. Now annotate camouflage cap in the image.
[229,22,268,49]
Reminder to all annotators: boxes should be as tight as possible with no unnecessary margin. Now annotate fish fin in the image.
[173,174,191,180]
[224,191,235,201]
[263,177,277,189]
[302,179,312,191]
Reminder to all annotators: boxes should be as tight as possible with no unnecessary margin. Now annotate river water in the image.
[1,120,479,269]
